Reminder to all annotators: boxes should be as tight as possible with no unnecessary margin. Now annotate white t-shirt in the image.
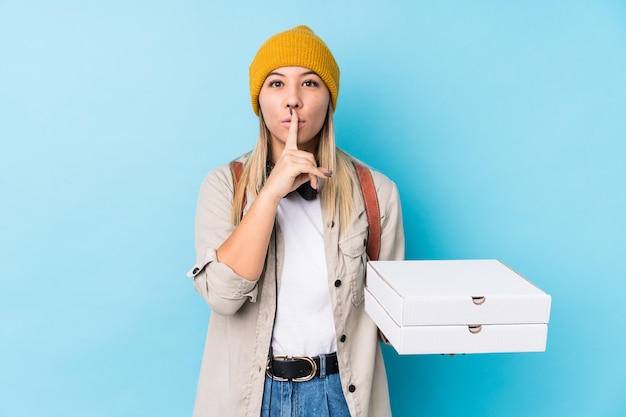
[271,191,337,357]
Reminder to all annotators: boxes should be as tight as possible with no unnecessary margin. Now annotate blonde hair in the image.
[231,104,357,230]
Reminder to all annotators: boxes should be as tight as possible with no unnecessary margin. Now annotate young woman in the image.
[187,25,404,417]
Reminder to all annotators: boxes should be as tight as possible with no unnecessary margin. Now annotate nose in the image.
[285,85,302,110]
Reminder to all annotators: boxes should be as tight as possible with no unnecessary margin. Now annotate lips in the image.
[280,118,306,128]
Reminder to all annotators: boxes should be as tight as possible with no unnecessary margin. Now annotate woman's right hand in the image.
[261,108,331,201]
[217,109,331,281]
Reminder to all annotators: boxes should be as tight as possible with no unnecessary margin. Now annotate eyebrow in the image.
[266,70,319,78]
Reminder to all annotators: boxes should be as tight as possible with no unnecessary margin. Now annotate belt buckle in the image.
[266,355,317,382]
[292,355,317,382]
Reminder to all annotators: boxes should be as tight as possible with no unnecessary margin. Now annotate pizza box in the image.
[365,260,551,354]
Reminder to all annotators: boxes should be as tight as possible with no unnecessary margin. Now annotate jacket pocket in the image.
[338,231,368,307]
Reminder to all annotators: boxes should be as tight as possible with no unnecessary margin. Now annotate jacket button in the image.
[192,267,199,274]
[349,384,356,393]
[334,280,342,287]
[340,335,346,343]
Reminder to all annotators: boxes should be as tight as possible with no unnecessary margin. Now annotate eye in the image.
[268,80,283,87]
[303,79,320,87]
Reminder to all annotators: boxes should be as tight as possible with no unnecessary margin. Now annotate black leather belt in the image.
[266,352,339,382]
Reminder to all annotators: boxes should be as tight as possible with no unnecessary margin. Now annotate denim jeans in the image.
[260,372,351,417]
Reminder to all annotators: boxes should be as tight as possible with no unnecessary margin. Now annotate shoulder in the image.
[200,154,249,195]
[349,158,399,200]
[202,163,232,191]
[369,168,401,212]
[369,168,396,191]
[338,149,400,201]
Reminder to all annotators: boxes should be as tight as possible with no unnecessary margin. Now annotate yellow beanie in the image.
[249,25,340,116]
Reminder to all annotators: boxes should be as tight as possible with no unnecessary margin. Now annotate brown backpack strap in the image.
[353,162,381,261]
[231,161,246,220]
[231,160,244,183]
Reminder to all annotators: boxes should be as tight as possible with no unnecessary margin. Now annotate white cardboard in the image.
[366,260,551,326]
[364,259,551,354]
[365,290,548,354]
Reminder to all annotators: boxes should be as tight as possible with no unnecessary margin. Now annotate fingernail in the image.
[324,170,333,178]
[289,106,293,116]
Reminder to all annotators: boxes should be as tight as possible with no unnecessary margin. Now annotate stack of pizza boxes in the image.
[365,260,551,354]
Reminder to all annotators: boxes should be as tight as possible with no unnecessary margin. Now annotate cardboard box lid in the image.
[366,260,551,326]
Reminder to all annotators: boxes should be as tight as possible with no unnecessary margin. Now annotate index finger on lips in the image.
[285,107,299,151]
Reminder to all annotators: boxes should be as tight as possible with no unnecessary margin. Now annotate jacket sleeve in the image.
[186,164,259,316]
[373,171,405,262]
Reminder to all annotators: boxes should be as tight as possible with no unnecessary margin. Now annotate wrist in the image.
[257,187,283,207]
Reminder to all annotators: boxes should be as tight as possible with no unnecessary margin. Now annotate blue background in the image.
[1,1,625,416]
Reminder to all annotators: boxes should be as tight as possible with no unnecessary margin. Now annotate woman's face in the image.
[258,66,331,158]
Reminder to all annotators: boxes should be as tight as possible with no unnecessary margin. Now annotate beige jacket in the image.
[187,158,404,416]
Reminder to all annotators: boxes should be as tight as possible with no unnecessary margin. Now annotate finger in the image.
[303,166,332,191]
[309,166,333,189]
[285,153,330,180]
[278,155,322,189]
[284,107,299,151]
[309,174,319,190]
